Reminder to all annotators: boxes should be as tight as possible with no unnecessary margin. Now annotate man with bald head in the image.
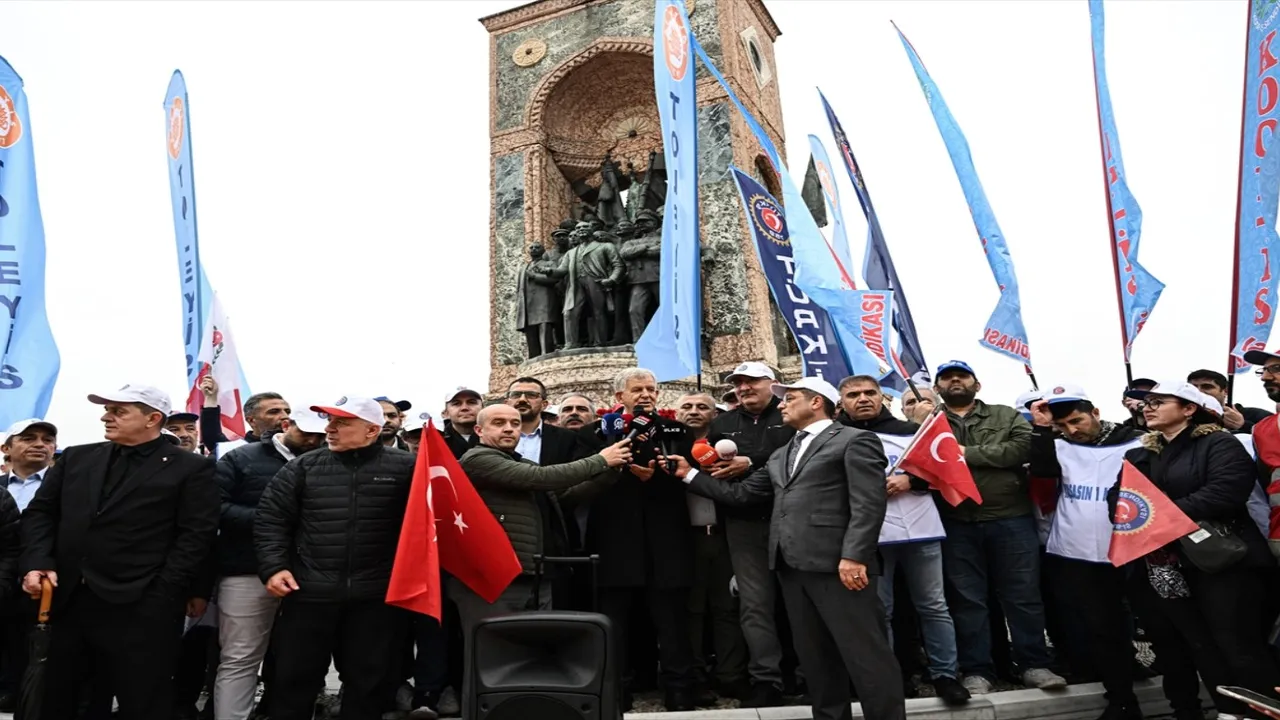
[452,405,632,716]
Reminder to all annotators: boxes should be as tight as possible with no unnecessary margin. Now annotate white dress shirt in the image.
[516,421,544,465]
[684,417,834,484]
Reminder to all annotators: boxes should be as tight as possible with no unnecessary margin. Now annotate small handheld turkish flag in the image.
[897,412,983,507]
[1108,461,1199,567]
[387,424,522,616]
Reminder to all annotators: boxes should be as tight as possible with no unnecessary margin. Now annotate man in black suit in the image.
[669,377,905,720]
[21,384,220,720]
[579,367,700,712]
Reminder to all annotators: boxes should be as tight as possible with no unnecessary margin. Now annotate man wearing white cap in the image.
[254,396,416,720]
[0,420,50,708]
[441,386,483,459]
[705,361,798,708]
[212,408,327,720]
[669,376,906,720]
[20,384,219,720]
[1027,384,1149,720]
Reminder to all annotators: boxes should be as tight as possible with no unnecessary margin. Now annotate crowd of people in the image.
[1,352,1280,720]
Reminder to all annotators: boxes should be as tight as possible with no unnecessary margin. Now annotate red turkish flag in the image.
[387,424,522,614]
[897,412,983,507]
[1108,461,1199,567]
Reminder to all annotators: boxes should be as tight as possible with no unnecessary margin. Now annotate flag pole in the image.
[1226,0,1252,406]
[1024,365,1038,391]
[1087,12,1134,387]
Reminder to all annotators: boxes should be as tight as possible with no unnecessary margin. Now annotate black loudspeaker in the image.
[470,611,619,720]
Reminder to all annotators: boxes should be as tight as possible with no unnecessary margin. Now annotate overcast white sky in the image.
[0,0,1261,445]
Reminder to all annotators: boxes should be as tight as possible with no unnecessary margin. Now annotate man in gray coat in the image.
[667,377,905,720]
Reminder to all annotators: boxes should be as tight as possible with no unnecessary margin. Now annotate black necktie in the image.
[786,430,809,475]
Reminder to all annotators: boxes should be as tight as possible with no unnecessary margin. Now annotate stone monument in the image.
[483,0,802,404]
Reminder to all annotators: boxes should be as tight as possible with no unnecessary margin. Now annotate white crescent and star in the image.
[426,466,468,540]
[929,432,964,464]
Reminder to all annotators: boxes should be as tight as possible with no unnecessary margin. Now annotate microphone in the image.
[714,439,738,460]
[625,411,656,441]
[691,440,720,466]
[600,412,625,439]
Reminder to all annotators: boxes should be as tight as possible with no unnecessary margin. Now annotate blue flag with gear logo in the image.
[0,55,60,428]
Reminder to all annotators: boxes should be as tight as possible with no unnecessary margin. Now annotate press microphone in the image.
[601,412,625,439]
[692,440,720,466]
[626,410,656,441]
[714,439,738,460]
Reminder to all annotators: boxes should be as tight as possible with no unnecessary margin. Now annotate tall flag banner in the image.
[0,56,59,428]
[731,167,853,382]
[637,0,702,382]
[1089,0,1165,363]
[1109,460,1199,566]
[806,135,855,275]
[1229,1,1280,372]
[164,72,251,417]
[185,293,247,439]
[895,27,1033,369]
[165,71,204,391]
[690,39,890,379]
[818,89,928,385]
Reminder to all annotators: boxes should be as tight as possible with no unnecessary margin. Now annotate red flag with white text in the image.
[1108,460,1199,567]
[184,293,246,440]
[388,423,521,609]
[897,412,982,507]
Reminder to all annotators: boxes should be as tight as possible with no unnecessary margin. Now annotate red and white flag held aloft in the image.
[185,292,246,440]
[896,411,983,507]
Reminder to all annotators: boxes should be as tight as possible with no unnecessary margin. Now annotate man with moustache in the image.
[677,392,749,701]
[930,362,1063,694]
[21,386,219,720]
[1186,369,1273,434]
[164,412,201,454]
[705,362,796,708]
[213,410,328,720]
[198,377,292,453]
[556,394,596,432]
[375,397,412,450]
[441,387,483,460]
[254,397,415,720]
[669,377,904,720]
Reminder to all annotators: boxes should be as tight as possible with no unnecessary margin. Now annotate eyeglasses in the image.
[1140,397,1170,409]
[1255,363,1280,377]
[507,390,544,399]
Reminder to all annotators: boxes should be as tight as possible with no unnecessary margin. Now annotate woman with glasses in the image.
[1114,381,1279,720]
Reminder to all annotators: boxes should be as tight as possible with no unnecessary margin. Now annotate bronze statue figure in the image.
[516,243,559,358]
[620,209,662,341]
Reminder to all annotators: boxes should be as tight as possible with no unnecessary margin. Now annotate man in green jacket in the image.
[931,361,1064,695]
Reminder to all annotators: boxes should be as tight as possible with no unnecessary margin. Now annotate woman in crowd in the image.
[1117,381,1280,719]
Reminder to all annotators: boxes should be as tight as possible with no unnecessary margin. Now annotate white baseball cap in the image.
[310,396,383,428]
[771,377,840,405]
[1125,380,1213,410]
[403,411,434,434]
[88,384,173,417]
[727,361,776,382]
[443,386,483,404]
[3,418,58,440]
[287,408,329,434]
[1015,389,1043,410]
[1043,383,1090,404]
[1198,393,1225,417]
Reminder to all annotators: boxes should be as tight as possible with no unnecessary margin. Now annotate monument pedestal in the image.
[516,345,713,408]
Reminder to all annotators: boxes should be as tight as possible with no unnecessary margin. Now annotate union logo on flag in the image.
[1113,488,1154,534]
[749,194,788,246]
[662,4,690,81]
[167,96,185,160]
[0,84,22,149]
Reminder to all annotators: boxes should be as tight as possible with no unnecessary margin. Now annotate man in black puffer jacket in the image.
[213,409,327,720]
[255,397,417,720]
